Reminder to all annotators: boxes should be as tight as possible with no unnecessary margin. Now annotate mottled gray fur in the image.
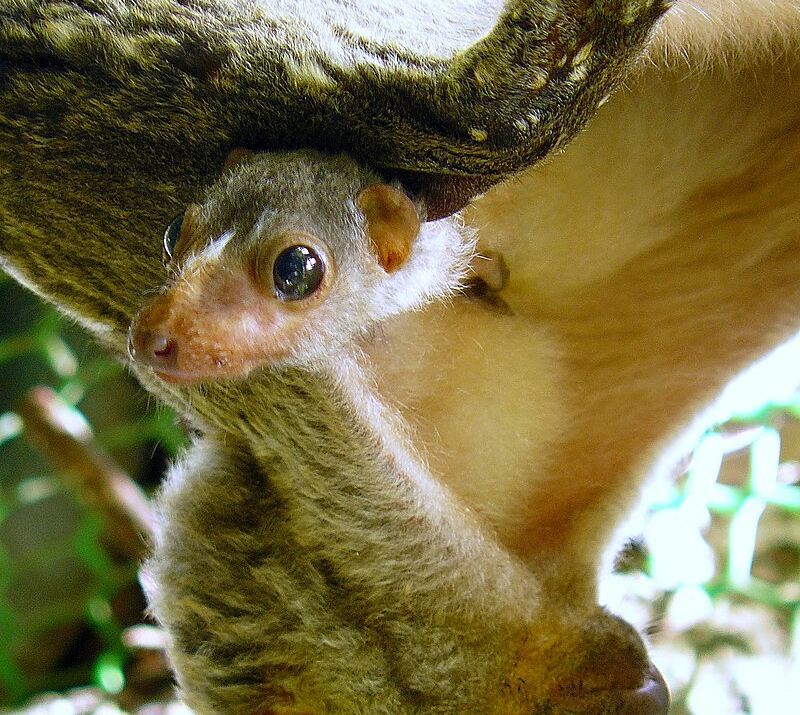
[0,0,671,221]
[143,362,654,714]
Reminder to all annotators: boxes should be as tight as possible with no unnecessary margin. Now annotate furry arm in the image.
[0,0,669,216]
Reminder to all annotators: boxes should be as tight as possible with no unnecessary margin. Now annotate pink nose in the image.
[128,327,179,372]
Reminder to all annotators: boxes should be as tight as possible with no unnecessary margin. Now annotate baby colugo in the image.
[128,148,475,381]
[128,148,666,714]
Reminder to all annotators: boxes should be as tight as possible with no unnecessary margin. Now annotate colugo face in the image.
[162,207,333,306]
[128,149,423,384]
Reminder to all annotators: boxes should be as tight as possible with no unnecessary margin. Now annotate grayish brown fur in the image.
[143,361,655,715]
[0,0,670,221]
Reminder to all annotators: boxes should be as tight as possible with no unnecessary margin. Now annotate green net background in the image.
[0,276,798,713]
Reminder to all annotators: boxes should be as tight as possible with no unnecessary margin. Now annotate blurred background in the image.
[0,275,184,714]
[0,275,798,715]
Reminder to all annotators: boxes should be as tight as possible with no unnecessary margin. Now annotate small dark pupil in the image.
[273,245,324,300]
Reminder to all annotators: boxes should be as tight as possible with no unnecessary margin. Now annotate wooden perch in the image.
[16,386,155,562]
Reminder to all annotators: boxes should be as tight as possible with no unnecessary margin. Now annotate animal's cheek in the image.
[128,267,298,383]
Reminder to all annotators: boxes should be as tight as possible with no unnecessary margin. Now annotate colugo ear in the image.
[356,184,421,273]
[222,147,255,174]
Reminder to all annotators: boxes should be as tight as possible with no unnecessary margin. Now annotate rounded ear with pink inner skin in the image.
[357,184,421,273]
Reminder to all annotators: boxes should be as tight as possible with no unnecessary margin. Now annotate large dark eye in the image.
[163,214,184,264]
[273,245,325,300]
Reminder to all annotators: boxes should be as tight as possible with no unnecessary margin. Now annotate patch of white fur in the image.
[29,3,172,71]
[572,41,594,68]
[40,18,83,53]
[256,0,507,61]
[372,214,477,316]
[567,62,589,84]
[284,54,338,89]
[197,229,235,263]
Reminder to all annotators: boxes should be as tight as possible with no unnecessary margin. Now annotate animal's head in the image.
[128,149,473,383]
